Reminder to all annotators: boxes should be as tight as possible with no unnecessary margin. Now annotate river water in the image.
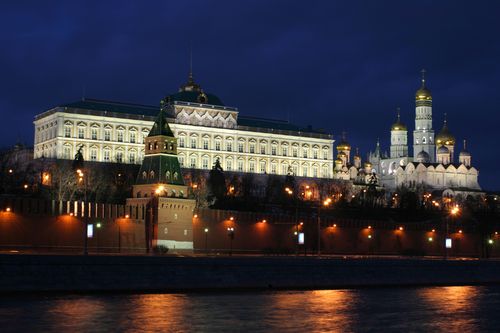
[1,286,500,332]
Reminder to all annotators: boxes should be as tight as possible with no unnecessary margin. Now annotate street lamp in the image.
[227,227,235,256]
[204,227,209,254]
[317,197,332,256]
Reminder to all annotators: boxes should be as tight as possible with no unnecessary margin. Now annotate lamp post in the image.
[204,227,209,254]
[317,197,332,256]
[445,205,460,259]
[76,168,89,256]
[227,227,235,256]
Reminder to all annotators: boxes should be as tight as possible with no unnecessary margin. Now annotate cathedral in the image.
[332,71,481,197]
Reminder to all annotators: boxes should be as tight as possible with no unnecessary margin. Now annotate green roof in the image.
[62,99,160,117]
[148,107,174,137]
[238,116,325,134]
[57,99,325,135]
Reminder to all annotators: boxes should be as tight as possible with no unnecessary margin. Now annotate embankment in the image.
[1,254,500,293]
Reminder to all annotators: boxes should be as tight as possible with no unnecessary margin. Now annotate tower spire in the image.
[463,139,467,151]
[443,112,447,125]
[188,45,193,82]
[396,106,401,122]
[421,68,426,86]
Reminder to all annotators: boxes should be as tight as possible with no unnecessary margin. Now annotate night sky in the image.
[1,1,499,189]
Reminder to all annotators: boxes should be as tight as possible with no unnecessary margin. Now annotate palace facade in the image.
[33,72,335,179]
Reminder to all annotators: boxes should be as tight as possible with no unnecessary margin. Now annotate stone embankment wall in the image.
[1,255,500,293]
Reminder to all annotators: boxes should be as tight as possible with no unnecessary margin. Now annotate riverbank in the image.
[1,254,500,293]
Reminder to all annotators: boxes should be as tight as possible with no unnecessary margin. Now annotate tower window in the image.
[422,137,426,144]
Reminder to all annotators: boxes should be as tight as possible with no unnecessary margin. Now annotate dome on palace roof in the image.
[161,72,225,107]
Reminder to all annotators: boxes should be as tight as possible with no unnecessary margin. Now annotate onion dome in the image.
[437,145,450,154]
[435,115,455,146]
[459,139,471,157]
[415,69,432,101]
[338,151,347,158]
[337,139,351,151]
[416,150,430,163]
[391,108,407,131]
[335,158,343,165]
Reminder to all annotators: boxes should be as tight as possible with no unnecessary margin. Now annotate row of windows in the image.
[178,155,330,177]
[62,146,141,164]
[64,126,149,144]
[178,137,329,159]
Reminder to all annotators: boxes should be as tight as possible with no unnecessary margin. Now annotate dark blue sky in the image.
[1,1,499,189]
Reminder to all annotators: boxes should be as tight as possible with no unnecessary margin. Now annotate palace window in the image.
[91,128,98,140]
[227,160,233,171]
[282,146,288,157]
[129,152,136,164]
[322,166,329,178]
[260,146,266,155]
[271,163,277,174]
[103,150,110,162]
[179,137,185,148]
[215,140,221,151]
[226,141,233,152]
[313,167,318,178]
[130,132,136,143]
[313,149,318,159]
[116,152,123,163]
[249,161,255,172]
[104,130,111,141]
[202,157,209,169]
[302,167,308,177]
[303,149,308,158]
[249,143,255,154]
[323,150,328,160]
[190,157,196,168]
[260,161,266,173]
[203,138,209,150]
[292,165,298,175]
[282,165,288,175]
[178,156,185,167]
[90,149,97,161]
[117,131,124,142]
[271,145,277,156]
[190,138,197,149]
[63,146,71,159]
[78,127,84,139]
[238,142,244,153]
[293,147,298,157]
[238,160,244,172]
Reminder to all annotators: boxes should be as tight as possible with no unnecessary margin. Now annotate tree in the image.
[207,158,226,206]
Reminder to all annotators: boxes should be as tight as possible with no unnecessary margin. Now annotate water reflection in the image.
[1,287,500,332]
[417,286,481,332]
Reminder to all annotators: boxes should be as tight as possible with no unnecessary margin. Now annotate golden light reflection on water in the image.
[123,294,189,332]
[418,286,481,331]
[268,290,357,332]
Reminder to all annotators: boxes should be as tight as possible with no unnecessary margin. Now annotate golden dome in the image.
[335,158,343,164]
[337,138,351,151]
[436,117,455,145]
[415,70,432,101]
[391,110,407,131]
[415,86,432,101]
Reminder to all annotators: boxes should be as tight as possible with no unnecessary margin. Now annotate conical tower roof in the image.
[148,106,175,137]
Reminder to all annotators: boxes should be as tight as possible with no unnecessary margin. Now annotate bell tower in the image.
[413,69,436,163]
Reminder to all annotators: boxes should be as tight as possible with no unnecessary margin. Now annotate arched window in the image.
[142,171,147,179]
[150,170,155,179]
[166,171,170,180]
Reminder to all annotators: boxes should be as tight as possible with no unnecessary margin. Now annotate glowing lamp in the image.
[6,207,11,212]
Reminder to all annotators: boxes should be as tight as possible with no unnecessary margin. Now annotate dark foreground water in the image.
[1,286,500,332]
